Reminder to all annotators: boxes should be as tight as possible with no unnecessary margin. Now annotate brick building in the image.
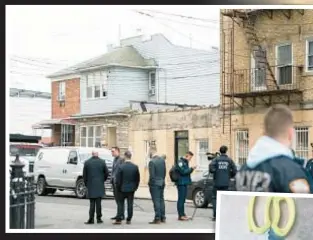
[33,75,80,146]
[220,9,313,164]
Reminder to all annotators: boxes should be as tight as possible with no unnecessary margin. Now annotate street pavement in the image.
[35,190,215,229]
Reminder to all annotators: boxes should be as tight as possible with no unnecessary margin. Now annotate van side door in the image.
[60,150,80,188]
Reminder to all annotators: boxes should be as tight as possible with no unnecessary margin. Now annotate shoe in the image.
[149,219,161,224]
[110,216,117,220]
[112,220,122,225]
[161,219,166,223]
[97,219,103,224]
[178,216,189,221]
[126,220,131,225]
[84,219,94,224]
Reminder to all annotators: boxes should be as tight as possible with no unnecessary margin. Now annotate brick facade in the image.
[51,77,80,145]
[51,78,80,119]
[220,9,313,161]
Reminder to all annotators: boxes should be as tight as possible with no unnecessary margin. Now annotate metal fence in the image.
[10,156,35,229]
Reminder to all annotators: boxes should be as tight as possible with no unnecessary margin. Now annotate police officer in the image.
[209,145,237,221]
[236,104,312,194]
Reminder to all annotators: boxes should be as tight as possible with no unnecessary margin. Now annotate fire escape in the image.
[221,9,304,134]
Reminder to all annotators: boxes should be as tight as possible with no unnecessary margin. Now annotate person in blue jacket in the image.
[175,151,196,221]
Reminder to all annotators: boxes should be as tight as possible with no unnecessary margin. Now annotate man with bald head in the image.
[83,150,109,224]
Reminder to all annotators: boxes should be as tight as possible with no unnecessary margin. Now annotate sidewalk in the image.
[107,185,191,203]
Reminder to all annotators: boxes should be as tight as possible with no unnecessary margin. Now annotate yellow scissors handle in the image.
[248,196,272,234]
[271,197,296,237]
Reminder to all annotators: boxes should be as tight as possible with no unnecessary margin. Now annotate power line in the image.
[135,10,218,29]
[10,54,71,63]
[141,9,218,23]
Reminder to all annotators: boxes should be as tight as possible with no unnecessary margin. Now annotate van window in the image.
[68,151,78,164]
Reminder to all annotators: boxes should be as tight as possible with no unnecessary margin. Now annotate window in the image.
[58,81,66,101]
[86,71,108,99]
[276,44,292,85]
[61,124,74,146]
[196,139,209,169]
[149,72,156,96]
[80,126,103,147]
[294,127,309,159]
[306,39,313,72]
[235,130,249,165]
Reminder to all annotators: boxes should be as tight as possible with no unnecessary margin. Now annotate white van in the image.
[34,147,113,199]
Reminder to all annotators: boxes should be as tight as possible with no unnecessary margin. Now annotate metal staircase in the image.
[243,12,279,90]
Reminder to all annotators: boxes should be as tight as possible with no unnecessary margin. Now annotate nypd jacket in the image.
[175,157,194,186]
[236,136,312,193]
[209,154,237,187]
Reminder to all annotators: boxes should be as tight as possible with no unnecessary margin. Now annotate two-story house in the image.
[40,34,220,153]
[220,9,313,164]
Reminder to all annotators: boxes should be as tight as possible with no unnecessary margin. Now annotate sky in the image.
[6,5,220,93]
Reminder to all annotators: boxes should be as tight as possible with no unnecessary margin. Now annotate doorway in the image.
[174,130,189,164]
[106,127,117,148]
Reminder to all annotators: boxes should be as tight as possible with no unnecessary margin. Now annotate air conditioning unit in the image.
[149,88,155,96]
[58,95,65,102]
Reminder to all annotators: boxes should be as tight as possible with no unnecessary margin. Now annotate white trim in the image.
[85,71,108,100]
[148,71,156,96]
[50,74,81,82]
[275,42,294,86]
[196,138,210,169]
[250,52,266,91]
[58,81,66,101]
[305,37,313,73]
[80,125,102,147]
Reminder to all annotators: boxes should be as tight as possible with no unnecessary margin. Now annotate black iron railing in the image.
[10,156,35,229]
[224,66,302,97]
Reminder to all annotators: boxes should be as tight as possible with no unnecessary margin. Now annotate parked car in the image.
[34,147,113,199]
[9,142,43,175]
[187,170,236,208]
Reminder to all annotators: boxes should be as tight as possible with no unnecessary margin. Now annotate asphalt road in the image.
[35,190,215,230]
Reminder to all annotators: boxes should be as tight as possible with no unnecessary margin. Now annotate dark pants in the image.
[113,184,124,218]
[176,185,188,217]
[212,186,229,218]
[89,198,102,220]
[149,185,166,221]
[117,192,134,221]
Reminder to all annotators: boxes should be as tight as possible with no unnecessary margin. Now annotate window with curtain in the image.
[196,139,209,169]
[307,40,313,71]
[80,126,103,147]
[86,71,108,99]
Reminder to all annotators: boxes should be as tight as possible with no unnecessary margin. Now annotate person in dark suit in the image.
[111,146,125,220]
[83,151,109,224]
[113,151,140,225]
[148,145,166,224]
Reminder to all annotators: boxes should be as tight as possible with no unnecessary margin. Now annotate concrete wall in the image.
[128,106,222,184]
[218,194,313,240]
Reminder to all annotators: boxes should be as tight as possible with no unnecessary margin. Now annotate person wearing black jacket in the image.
[209,145,237,222]
[113,151,140,225]
[83,151,109,224]
[236,105,312,194]
[111,146,125,220]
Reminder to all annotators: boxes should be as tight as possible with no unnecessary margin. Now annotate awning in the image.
[32,118,77,129]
